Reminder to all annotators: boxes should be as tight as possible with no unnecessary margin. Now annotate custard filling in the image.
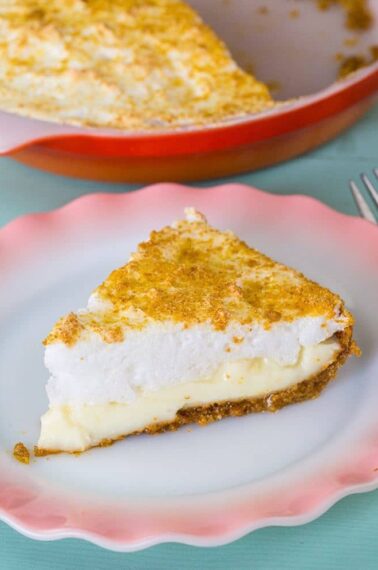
[38,338,340,452]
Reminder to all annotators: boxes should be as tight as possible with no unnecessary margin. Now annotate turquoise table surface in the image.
[1,105,377,570]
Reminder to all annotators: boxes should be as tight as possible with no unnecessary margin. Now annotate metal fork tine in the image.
[349,181,377,224]
[374,168,378,180]
[361,173,378,209]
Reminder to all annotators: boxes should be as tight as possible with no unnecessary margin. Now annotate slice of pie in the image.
[36,209,356,455]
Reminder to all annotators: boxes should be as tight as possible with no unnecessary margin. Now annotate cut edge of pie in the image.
[35,327,357,456]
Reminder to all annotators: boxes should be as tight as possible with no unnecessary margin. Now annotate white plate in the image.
[0,184,377,551]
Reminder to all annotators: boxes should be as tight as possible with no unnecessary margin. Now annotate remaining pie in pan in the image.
[36,208,357,455]
[0,0,273,130]
[0,1,373,132]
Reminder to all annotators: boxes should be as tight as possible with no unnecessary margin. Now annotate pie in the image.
[0,0,273,130]
[36,209,357,455]
[0,1,372,131]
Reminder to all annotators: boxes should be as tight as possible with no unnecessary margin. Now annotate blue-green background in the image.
[1,104,377,569]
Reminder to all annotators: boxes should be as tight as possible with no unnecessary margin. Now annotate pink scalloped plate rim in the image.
[0,183,378,552]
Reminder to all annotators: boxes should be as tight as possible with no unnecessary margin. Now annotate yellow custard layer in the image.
[38,338,340,452]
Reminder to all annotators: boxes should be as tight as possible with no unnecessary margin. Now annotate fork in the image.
[349,170,378,224]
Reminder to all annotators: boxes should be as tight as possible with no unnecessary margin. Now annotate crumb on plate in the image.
[13,442,30,465]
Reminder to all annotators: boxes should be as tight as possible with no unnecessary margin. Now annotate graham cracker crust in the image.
[35,327,356,457]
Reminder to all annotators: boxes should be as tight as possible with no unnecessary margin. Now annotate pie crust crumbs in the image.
[44,312,83,347]
[338,46,378,78]
[44,210,353,347]
[318,0,373,30]
[13,442,30,464]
